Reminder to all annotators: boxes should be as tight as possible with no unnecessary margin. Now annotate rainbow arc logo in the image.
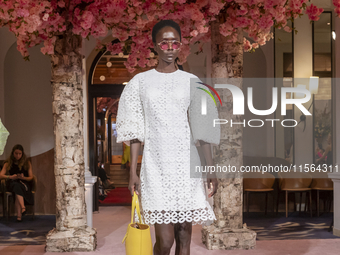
[196,82,222,106]
[196,82,222,115]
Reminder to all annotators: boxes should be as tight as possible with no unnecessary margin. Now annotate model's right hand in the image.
[129,174,141,196]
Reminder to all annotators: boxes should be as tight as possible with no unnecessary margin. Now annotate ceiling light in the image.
[309,76,319,94]
[106,61,112,67]
[100,75,106,81]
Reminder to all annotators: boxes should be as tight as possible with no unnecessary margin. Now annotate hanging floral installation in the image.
[96,97,119,115]
[0,0,326,73]
[314,104,331,139]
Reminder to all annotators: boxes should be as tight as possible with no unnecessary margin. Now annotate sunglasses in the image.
[157,40,182,51]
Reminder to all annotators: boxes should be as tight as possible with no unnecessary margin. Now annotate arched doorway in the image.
[88,40,152,209]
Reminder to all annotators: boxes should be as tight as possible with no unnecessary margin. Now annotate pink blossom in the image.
[17,9,29,17]
[283,26,292,33]
[243,38,252,51]
[209,0,225,15]
[190,30,199,37]
[305,4,324,21]
[42,13,49,21]
[124,62,136,73]
[334,0,340,8]
[220,22,233,37]
[95,39,104,50]
[0,0,334,73]
[40,36,56,55]
[106,42,123,55]
[251,43,259,49]
[92,22,108,38]
[336,7,340,17]
[80,10,94,30]
[58,1,65,8]
[147,58,158,67]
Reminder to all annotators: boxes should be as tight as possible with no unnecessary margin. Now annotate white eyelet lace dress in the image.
[116,68,220,226]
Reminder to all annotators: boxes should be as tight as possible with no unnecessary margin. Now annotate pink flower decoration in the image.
[283,26,292,33]
[190,30,199,37]
[42,13,49,21]
[305,4,324,21]
[0,0,332,72]
[243,38,252,51]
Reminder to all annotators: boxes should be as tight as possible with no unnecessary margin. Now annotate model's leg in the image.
[154,223,175,255]
[174,221,192,255]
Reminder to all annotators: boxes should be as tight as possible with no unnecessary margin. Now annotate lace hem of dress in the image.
[135,207,216,227]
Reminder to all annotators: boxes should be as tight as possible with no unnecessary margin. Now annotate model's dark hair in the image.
[152,20,181,44]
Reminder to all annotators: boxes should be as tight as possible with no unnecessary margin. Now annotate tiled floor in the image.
[0,206,340,255]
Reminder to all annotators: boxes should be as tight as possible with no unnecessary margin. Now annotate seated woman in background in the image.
[97,161,115,189]
[0,144,34,222]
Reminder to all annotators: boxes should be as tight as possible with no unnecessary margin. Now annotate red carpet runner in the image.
[99,187,132,205]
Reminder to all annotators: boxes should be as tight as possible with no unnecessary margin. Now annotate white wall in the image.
[293,15,314,167]
[0,28,17,159]
[3,42,54,158]
[243,38,275,157]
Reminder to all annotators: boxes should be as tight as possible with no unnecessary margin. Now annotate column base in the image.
[45,226,97,252]
[334,227,340,237]
[201,224,256,250]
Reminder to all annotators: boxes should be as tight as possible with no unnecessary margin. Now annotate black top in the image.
[9,163,29,177]
[8,163,31,188]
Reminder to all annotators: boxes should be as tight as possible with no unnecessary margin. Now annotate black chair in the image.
[0,182,5,218]
[2,175,37,220]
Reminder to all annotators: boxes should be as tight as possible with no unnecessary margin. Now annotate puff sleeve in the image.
[116,74,145,146]
[188,81,220,146]
[0,118,9,156]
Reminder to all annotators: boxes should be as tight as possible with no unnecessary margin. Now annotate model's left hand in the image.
[207,176,218,198]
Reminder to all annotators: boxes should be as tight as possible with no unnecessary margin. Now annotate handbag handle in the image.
[122,191,146,244]
[131,191,143,224]
[122,191,145,244]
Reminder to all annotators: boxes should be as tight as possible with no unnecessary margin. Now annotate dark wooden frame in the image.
[273,21,295,162]
[312,11,333,166]
[88,40,125,211]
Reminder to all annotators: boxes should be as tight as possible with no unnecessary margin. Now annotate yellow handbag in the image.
[122,191,153,255]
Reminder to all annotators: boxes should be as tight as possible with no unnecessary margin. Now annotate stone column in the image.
[45,34,97,252]
[201,22,256,250]
[329,172,340,236]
